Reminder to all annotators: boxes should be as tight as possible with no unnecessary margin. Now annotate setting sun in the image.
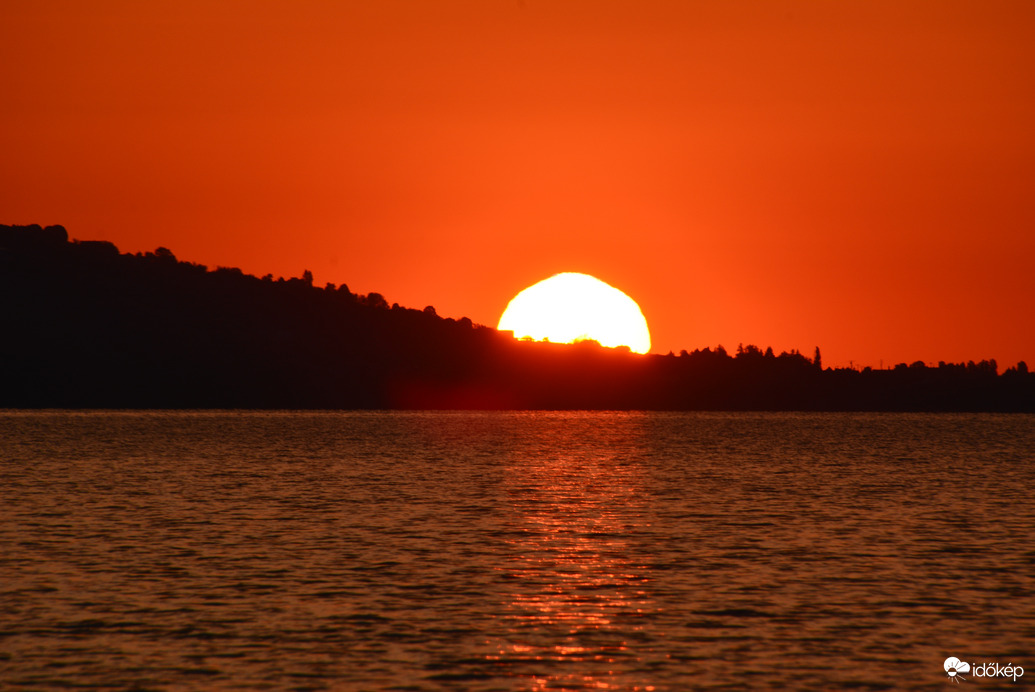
[498,273,651,354]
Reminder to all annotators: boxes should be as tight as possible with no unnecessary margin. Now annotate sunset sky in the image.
[3,1,1033,368]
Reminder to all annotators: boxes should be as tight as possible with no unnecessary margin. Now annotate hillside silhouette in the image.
[2,224,1032,410]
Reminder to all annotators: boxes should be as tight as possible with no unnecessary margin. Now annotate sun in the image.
[498,273,651,354]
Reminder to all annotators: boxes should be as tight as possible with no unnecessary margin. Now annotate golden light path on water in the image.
[487,415,660,691]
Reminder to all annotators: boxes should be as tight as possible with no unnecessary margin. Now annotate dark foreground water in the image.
[1,411,1033,690]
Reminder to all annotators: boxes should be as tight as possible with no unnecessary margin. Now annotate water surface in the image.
[1,411,1033,689]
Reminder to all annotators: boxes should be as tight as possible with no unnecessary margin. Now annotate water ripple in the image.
[1,411,1033,689]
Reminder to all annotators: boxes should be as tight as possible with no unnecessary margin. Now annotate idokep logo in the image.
[944,656,1025,683]
[945,658,971,683]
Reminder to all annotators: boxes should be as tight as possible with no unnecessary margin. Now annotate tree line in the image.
[1,224,1031,410]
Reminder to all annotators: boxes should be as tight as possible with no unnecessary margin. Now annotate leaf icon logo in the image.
[944,657,971,683]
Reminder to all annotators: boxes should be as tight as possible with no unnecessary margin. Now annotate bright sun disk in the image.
[497,272,651,354]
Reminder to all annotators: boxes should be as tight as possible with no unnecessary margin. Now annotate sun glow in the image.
[497,273,651,354]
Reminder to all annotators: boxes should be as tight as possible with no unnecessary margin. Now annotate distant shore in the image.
[2,224,1032,412]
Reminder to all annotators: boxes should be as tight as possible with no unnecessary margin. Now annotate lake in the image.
[1,411,1033,690]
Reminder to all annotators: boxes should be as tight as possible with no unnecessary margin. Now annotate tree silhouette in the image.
[1,223,1032,411]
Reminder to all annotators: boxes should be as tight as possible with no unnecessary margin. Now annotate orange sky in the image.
[3,1,1033,368]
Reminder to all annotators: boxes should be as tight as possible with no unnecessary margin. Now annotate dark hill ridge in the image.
[2,224,1032,410]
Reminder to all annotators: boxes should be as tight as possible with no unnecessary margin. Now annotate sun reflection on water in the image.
[489,418,660,690]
